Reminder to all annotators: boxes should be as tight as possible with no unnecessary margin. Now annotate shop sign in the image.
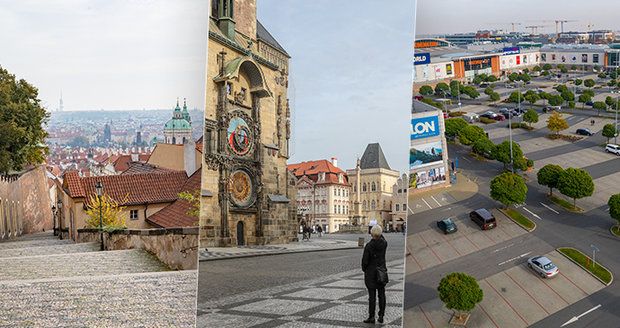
[414,53,431,65]
[503,47,520,55]
[411,115,440,140]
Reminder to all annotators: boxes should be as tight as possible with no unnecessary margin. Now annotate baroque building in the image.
[164,99,193,145]
[346,143,400,228]
[200,0,296,246]
[288,158,351,233]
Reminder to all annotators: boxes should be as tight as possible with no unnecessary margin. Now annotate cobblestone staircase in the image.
[0,232,197,327]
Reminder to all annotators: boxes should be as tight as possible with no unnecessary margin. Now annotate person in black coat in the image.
[361,225,388,324]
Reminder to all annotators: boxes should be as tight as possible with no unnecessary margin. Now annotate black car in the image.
[470,209,497,230]
[586,101,594,106]
[437,218,458,234]
[576,128,593,136]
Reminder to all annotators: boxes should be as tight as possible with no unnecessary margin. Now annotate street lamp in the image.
[56,200,63,240]
[95,181,104,251]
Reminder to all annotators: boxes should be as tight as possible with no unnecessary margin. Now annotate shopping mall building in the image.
[414,38,620,85]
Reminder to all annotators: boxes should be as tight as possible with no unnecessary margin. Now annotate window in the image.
[337,189,341,196]
[403,204,407,211]
[337,205,341,214]
[130,210,139,220]
[396,204,400,211]
[363,200,367,210]
[371,200,376,210]
[334,189,337,196]
[371,182,376,191]
[593,54,599,63]
[362,183,367,192]
[334,205,337,213]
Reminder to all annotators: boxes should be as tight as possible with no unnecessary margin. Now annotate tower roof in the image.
[360,143,391,170]
[257,20,290,57]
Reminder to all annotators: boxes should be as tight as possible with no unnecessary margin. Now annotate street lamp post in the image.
[56,200,63,240]
[51,205,56,236]
[590,244,600,268]
[95,181,104,251]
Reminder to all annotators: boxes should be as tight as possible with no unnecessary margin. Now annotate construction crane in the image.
[543,20,578,34]
[525,25,546,35]
[485,22,522,33]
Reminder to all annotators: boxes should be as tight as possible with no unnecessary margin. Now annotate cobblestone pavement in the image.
[197,260,404,328]
[0,242,99,258]
[200,238,361,261]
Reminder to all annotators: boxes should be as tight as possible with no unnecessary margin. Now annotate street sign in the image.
[414,53,431,66]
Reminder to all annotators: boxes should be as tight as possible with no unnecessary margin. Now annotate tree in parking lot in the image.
[458,125,486,146]
[537,164,564,196]
[434,82,450,96]
[598,72,607,79]
[507,90,523,103]
[561,91,575,103]
[419,85,434,96]
[508,72,519,82]
[450,80,462,97]
[523,109,539,128]
[489,92,501,102]
[571,65,577,71]
[547,111,569,135]
[584,79,596,88]
[608,79,617,87]
[555,84,569,93]
[492,141,524,171]
[472,75,483,85]
[490,172,528,208]
[524,92,540,107]
[574,78,583,86]
[461,85,480,99]
[472,138,496,159]
[560,66,569,73]
[484,86,494,95]
[611,71,618,80]
[486,75,498,82]
[593,101,607,115]
[438,272,484,321]
[602,123,617,143]
[533,65,542,72]
[542,64,553,71]
[578,94,592,109]
[445,118,469,139]
[558,168,594,208]
[582,89,595,98]
[608,194,620,228]
[547,95,564,107]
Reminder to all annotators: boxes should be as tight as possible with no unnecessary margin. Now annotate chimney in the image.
[331,157,338,168]
[184,139,197,176]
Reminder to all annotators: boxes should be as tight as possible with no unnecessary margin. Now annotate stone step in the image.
[0,237,71,250]
[0,270,197,327]
[0,249,169,282]
[0,242,100,259]
[7,231,55,241]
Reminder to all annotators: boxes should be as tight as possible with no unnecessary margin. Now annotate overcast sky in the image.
[0,0,208,111]
[259,0,414,174]
[417,0,620,36]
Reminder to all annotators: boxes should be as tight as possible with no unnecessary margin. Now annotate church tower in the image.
[201,0,295,247]
[163,99,192,145]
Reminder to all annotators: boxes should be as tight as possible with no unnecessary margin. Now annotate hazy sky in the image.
[259,0,415,174]
[0,0,208,111]
[417,0,620,35]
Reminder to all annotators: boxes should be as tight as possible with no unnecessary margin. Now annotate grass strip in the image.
[500,208,535,231]
[549,194,583,213]
[611,225,620,237]
[558,247,613,285]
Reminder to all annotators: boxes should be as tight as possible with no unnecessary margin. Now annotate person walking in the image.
[361,225,388,324]
[402,222,406,236]
[317,225,323,237]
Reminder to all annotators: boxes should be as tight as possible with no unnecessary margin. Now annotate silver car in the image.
[527,256,559,278]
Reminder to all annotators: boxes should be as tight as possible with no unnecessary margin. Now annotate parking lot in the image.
[405,250,606,328]
[406,209,527,274]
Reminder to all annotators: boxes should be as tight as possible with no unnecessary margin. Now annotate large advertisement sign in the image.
[414,53,431,65]
[464,57,492,71]
[410,141,443,169]
[409,166,447,189]
[503,47,520,55]
[411,115,440,140]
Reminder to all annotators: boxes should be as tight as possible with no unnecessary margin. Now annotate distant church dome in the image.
[163,98,192,144]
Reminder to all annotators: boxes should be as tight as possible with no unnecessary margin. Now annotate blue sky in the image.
[0,0,208,111]
[259,0,415,174]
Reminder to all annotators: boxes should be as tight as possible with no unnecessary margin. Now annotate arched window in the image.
[362,183,367,192]
[371,182,376,191]
[334,205,337,213]
[363,200,367,210]
[353,185,357,192]
[334,189,337,196]
[396,204,400,211]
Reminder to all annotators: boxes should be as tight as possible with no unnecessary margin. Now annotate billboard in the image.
[411,115,440,140]
[414,52,431,65]
[503,47,520,55]
[463,57,492,71]
[409,166,447,189]
[410,141,443,169]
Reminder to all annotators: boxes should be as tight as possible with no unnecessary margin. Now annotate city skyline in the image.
[0,1,208,111]
[259,0,414,174]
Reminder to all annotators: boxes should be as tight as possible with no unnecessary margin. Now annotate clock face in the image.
[228,169,254,207]
[227,116,252,156]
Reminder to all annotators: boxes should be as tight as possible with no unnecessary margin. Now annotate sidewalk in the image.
[408,172,479,214]
[200,237,362,261]
[197,260,404,328]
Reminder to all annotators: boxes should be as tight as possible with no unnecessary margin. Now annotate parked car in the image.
[527,256,559,278]
[414,95,424,101]
[443,111,449,119]
[463,113,479,123]
[469,209,497,230]
[576,128,593,136]
[586,101,594,106]
[437,218,458,234]
[605,144,620,155]
[480,111,497,119]
[492,114,506,121]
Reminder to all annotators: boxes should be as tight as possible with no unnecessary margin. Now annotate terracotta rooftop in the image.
[63,170,188,206]
[287,160,349,185]
[146,169,201,228]
[121,162,173,175]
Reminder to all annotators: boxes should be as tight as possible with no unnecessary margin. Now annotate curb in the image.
[498,208,536,232]
[610,225,620,238]
[199,245,363,262]
[556,247,614,286]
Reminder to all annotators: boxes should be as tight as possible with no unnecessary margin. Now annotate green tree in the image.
[0,66,49,175]
[434,82,450,96]
[508,72,519,82]
[178,190,201,220]
[461,85,480,99]
[85,193,128,231]
[598,72,607,79]
[608,79,617,87]
[593,101,607,114]
[570,65,577,70]
[561,91,575,103]
[472,138,496,159]
[472,75,483,85]
[611,71,618,80]
[548,95,564,107]
[555,84,569,93]
[490,172,528,208]
[492,141,524,170]
[602,123,617,143]
[419,85,434,96]
[584,79,596,88]
[450,80,462,97]
[484,86,494,95]
[508,90,524,103]
[458,125,486,146]
[542,64,553,71]
[533,65,542,72]
[558,168,595,207]
[608,194,620,227]
[489,92,501,102]
[583,89,595,98]
[537,164,564,196]
[560,66,568,73]
[445,118,469,139]
[574,78,583,86]
[524,92,540,107]
[523,109,539,128]
[486,75,498,82]
[438,272,484,320]
[578,93,592,109]
[547,111,569,135]
[520,73,532,83]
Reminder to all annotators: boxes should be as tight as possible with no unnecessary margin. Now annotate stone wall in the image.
[0,166,52,239]
[77,227,198,270]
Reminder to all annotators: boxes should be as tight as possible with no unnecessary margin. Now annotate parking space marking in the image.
[429,195,442,207]
[482,279,529,326]
[491,243,514,253]
[477,304,501,328]
[558,272,589,296]
[439,231,462,257]
[504,271,550,315]
[417,233,443,264]
[421,198,433,210]
[498,252,531,266]
[540,202,559,214]
[418,305,435,328]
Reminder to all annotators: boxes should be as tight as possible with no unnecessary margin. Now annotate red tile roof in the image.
[63,170,188,206]
[146,169,201,228]
[121,162,173,175]
[287,159,349,185]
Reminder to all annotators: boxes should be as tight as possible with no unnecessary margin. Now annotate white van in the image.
[605,144,620,155]
[462,113,479,123]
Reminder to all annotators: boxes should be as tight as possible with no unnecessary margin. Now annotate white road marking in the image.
[560,304,602,327]
[440,207,452,212]
[498,251,531,266]
[491,243,514,253]
[421,198,433,210]
[523,207,542,220]
[408,206,415,215]
[430,195,442,207]
[540,202,560,214]
[461,156,471,162]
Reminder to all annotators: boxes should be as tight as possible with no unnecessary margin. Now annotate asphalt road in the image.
[197,233,406,305]
[405,142,620,327]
